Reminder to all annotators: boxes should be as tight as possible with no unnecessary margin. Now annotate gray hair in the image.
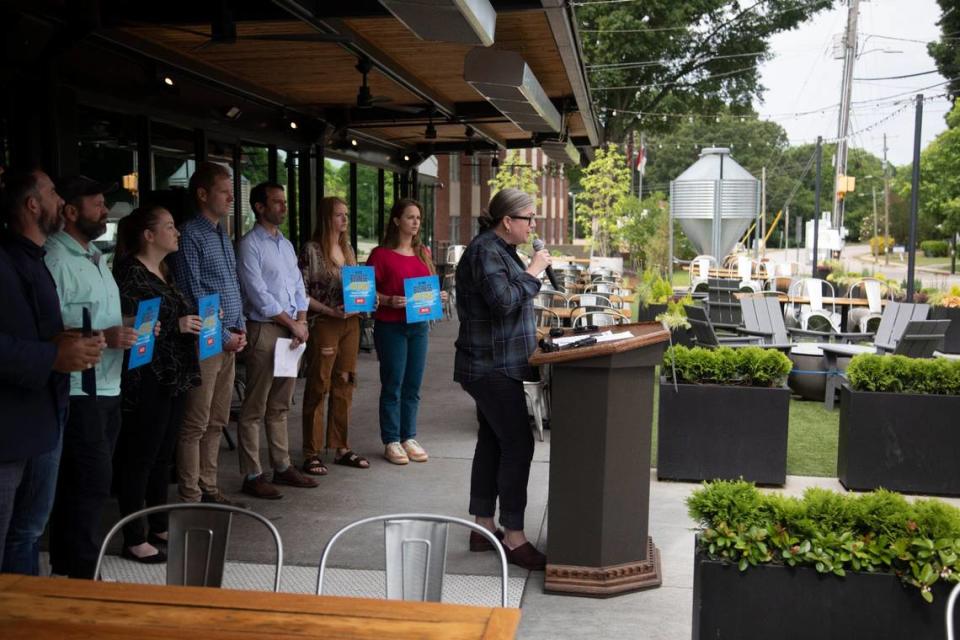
[479,188,534,231]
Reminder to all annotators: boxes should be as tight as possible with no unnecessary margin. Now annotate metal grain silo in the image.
[669,147,759,259]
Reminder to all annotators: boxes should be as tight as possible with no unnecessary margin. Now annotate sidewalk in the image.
[93,318,960,639]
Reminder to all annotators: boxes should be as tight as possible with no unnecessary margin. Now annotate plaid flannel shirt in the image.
[454,230,542,383]
[170,214,245,346]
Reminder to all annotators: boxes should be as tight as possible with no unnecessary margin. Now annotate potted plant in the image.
[688,480,960,639]
[929,285,960,354]
[838,353,960,495]
[658,345,792,485]
[634,269,673,322]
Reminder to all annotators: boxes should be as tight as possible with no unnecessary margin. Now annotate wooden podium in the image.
[530,323,670,597]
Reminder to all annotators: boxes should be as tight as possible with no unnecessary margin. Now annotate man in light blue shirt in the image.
[44,175,137,579]
[235,182,315,500]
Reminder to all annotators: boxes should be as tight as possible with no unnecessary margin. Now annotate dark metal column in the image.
[349,161,358,254]
[298,145,312,244]
[232,144,242,240]
[194,129,208,162]
[136,116,152,194]
[812,137,822,278]
[906,94,924,301]
[286,151,299,246]
[316,140,325,202]
[267,145,278,183]
[377,168,386,242]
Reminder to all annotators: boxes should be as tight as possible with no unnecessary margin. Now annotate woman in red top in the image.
[366,198,446,465]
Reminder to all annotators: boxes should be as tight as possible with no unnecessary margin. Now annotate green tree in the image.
[488,150,542,204]
[576,0,835,144]
[928,0,960,99]
[895,99,960,269]
[578,143,631,256]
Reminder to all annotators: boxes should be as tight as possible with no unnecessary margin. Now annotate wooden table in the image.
[738,293,887,307]
[682,266,773,280]
[0,575,520,639]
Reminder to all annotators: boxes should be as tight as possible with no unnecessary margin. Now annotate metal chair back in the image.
[94,503,283,591]
[569,293,613,310]
[947,581,960,640]
[535,290,568,309]
[572,309,628,328]
[317,513,509,606]
[533,305,561,329]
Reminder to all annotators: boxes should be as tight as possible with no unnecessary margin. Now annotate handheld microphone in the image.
[532,238,560,291]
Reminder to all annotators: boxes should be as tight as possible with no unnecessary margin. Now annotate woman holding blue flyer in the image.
[112,205,201,563]
[367,198,446,466]
[300,197,368,474]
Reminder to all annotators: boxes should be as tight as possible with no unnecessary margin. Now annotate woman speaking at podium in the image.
[453,188,552,571]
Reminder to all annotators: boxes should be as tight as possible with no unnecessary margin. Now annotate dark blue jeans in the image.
[2,410,65,575]
[374,320,429,445]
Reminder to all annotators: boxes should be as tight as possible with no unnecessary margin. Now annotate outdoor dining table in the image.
[0,574,521,639]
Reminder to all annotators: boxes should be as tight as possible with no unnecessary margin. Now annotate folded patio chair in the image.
[685,304,768,349]
[738,293,865,347]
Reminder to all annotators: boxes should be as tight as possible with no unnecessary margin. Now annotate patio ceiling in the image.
[80,0,600,160]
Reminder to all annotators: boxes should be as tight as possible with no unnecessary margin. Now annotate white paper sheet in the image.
[273,338,307,378]
[594,331,634,343]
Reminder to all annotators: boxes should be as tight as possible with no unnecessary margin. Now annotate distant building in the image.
[434,148,569,255]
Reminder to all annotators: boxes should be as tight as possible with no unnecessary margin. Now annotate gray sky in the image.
[757,0,952,166]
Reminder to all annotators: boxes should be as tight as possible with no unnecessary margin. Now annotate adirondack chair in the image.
[817,302,945,410]
[705,278,743,328]
[738,293,866,347]
[685,304,766,348]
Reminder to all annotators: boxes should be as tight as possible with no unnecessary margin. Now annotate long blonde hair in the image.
[380,197,435,275]
[311,196,356,272]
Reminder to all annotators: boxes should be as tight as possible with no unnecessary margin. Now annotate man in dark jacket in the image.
[0,168,104,573]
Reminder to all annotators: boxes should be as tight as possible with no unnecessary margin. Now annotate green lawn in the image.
[649,383,840,477]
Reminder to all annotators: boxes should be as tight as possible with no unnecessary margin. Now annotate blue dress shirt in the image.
[237,223,308,322]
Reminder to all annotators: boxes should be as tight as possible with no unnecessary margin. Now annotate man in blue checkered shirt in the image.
[170,162,247,507]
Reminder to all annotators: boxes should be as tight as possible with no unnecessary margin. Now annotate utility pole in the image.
[784,204,790,251]
[761,166,767,256]
[813,136,823,278]
[832,0,861,231]
[883,133,891,265]
[638,132,645,200]
[871,184,878,245]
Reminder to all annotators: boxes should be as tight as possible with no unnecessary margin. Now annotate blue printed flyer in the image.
[342,266,376,313]
[127,297,161,370]
[403,276,442,324]
[198,293,222,361]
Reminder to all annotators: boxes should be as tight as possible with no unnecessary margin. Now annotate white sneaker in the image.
[384,442,409,465]
[401,439,428,462]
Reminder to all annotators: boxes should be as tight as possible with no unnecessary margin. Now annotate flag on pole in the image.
[635,145,647,175]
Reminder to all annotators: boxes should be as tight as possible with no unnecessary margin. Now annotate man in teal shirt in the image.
[44,175,137,579]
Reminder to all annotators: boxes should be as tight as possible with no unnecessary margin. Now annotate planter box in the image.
[635,303,667,323]
[693,547,957,639]
[657,380,789,485]
[838,384,960,495]
[930,306,960,353]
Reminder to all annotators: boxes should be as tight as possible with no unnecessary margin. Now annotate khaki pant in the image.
[302,316,360,456]
[178,350,235,501]
[237,322,295,477]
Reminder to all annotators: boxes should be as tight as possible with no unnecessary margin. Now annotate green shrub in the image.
[920,239,949,257]
[662,345,792,387]
[846,354,960,395]
[688,480,960,602]
[635,269,673,308]
[869,235,895,257]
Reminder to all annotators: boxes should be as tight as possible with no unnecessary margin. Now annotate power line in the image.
[853,69,940,81]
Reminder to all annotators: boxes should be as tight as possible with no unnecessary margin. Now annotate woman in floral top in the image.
[299,197,367,474]
[113,205,201,563]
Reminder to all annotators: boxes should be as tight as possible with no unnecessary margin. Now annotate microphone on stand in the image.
[532,238,560,291]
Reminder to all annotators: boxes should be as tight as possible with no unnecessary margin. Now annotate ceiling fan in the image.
[355,57,428,115]
[177,13,351,51]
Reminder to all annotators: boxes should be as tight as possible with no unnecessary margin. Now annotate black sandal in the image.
[302,456,328,476]
[334,450,369,469]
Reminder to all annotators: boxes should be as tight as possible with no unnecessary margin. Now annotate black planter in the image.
[930,306,960,353]
[635,303,667,322]
[657,380,789,485]
[693,547,958,639]
[838,384,960,495]
[669,326,694,348]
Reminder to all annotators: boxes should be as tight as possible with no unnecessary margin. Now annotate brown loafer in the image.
[241,474,283,500]
[469,529,505,552]
[505,542,547,571]
[273,466,319,488]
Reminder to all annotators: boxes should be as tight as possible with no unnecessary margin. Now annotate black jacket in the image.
[0,232,68,462]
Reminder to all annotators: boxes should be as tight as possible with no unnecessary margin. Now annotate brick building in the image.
[434,148,569,252]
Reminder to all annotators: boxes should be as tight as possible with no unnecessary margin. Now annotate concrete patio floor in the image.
[88,317,960,639]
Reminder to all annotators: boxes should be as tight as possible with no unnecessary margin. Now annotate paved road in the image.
[763,243,960,290]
